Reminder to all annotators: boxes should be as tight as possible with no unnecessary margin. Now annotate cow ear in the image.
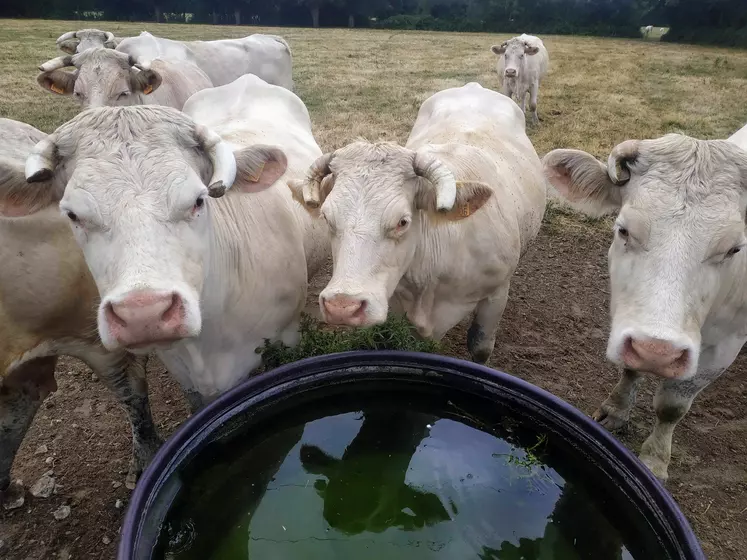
[37,70,76,96]
[542,149,622,217]
[233,144,288,193]
[491,44,507,55]
[288,174,334,215]
[58,40,79,55]
[525,45,540,55]
[418,180,493,222]
[0,161,56,217]
[131,68,162,95]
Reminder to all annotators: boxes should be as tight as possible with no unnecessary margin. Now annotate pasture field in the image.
[1,19,747,559]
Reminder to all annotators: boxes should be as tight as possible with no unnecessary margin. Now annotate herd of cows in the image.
[1,26,747,515]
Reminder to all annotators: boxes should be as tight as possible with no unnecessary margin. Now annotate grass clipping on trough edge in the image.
[257,313,441,372]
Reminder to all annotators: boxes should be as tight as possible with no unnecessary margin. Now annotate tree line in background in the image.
[1,0,745,47]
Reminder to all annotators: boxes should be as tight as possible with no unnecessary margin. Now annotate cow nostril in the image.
[106,302,128,328]
[161,294,181,323]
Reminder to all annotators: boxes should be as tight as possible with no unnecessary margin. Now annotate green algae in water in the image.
[158,395,667,560]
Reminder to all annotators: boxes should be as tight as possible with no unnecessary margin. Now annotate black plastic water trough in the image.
[118,351,705,560]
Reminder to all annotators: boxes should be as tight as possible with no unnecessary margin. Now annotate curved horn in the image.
[56,31,77,43]
[413,151,456,211]
[607,140,640,185]
[300,152,334,208]
[195,125,237,198]
[39,55,74,72]
[104,31,116,47]
[133,58,151,71]
[25,136,58,183]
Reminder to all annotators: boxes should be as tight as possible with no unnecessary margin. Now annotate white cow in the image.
[289,82,547,363]
[0,118,161,500]
[491,34,549,125]
[116,31,294,90]
[37,48,212,111]
[643,25,654,37]
[56,28,120,54]
[542,131,747,481]
[24,101,313,408]
[182,75,329,279]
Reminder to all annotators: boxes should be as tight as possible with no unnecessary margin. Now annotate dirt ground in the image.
[1,19,746,560]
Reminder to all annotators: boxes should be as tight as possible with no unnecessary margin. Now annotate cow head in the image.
[289,141,492,327]
[491,38,540,80]
[24,106,287,352]
[37,48,161,109]
[56,29,118,54]
[543,135,747,379]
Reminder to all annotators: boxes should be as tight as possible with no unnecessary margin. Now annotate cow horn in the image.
[195,125,236,198]
[56,31,77,43]
[25,136,58,183]
[39,55,74,72]
[413,151,456,211]
[607,140,640,185]
[104,31,116,46]
[300,152,334,208]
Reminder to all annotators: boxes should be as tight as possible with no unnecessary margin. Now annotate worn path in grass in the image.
[1,20,746,559]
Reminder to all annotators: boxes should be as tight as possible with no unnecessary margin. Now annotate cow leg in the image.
[639,369,721,482]
[529,81,540,125]
[519,90,527,115]
[592,368,643,431]
[84,350,162,488]
[0,356,57,498]
[467,285,509,365]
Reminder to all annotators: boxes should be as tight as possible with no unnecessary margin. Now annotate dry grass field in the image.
[1,18,747,560]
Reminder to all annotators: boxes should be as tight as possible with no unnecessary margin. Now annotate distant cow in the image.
[0,118,161,502]
[643,25,654,37]
[116,31,294,90]
[491,34,549,125]
[542,131,747,481]
[56,28,121,54]
[24,101,317,407]
[289,82,547,363]
[37,47,212,110]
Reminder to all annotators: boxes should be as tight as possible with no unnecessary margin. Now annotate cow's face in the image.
[25,106,286,352]
[289,141,492,327]
[37,48,161,109]
[544,135,747,379]
[491,38,539,79]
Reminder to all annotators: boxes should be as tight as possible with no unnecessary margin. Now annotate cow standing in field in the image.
[115,31,294,90]
[24,98,321,407]
[37,48,212,111]
[643,25,654,38]
[491,34,549,126]
[0,118,161,503]
[56,29,121,54]
[289,82,547,364]
[542,131,747,481]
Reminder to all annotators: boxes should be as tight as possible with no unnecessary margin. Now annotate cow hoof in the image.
[640,455,669,484]
[591,404,629,432]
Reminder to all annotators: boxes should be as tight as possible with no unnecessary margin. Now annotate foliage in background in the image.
[257,313,440,372]
[1,0,745,46]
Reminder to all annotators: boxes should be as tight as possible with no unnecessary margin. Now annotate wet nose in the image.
[504,68,517,77]
[106,291,186,347]
[622,336,689,379]
[321,295,368,325]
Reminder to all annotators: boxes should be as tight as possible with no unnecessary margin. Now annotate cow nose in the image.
[505,68,517,77]
[106,291,186,347]
[321,295,368,325]
[622,336,689,379]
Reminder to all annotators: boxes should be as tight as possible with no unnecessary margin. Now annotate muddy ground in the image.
[1,213,745,559]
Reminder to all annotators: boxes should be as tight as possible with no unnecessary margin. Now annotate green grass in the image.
[257,313,440,372]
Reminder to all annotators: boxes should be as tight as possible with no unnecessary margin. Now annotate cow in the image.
[37,47,212,111]
[0,118,161,503]
[542,132,747,481]
[288,82,547,364]
[115,31,294,90]
[56,28,121,54]
[643,25,654,38]
[23,102,316,408]
[181,74,329,279]
[490,34,549,126]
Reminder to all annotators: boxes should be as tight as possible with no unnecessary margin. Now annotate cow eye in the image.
[616,225,629,239]
[67,211,79,223]
[118,92,130,100]
[193,196,205,212]
[398,217,411,229]
[726,246,742,258]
